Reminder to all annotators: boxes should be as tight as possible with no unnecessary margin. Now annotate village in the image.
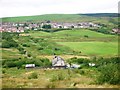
[1,21,119,34]
[0,21,102,33]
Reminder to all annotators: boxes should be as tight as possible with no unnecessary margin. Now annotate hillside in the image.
[2,13,118,26]
[80,13,119,17]
[2,29,118,61]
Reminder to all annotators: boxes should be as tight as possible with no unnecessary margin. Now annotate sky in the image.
[0,0,119,18]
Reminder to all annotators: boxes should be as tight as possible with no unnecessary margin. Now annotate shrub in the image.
[17,47,26,54]
[5,61,16,68]
[46,83,56,88]
[97,63,120,85]
[84,35,89,38]
[2,69,6,74]
[27,53,31,57]
[2,40,18,48]
[50,72,65,82]
[22,43,30,47]
[38,47,44,50]
[73,69,85,75]
[28,72,38,79]
[79,70,85,75]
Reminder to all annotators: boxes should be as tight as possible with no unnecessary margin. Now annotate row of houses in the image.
[0,21,101,32]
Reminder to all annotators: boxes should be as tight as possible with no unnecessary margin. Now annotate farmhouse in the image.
[52,56,66,68]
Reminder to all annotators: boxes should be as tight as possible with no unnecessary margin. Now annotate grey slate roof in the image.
[52,56,66,67]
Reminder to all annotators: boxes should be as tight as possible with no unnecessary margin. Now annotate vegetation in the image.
[1,32,18,48]
[96,57,120,85]
[1,13,119,88]
[97,63,120,85]
[28,72,38,79]
[2,58,51,69]
[57,42,118,56]
[2,57,120,88]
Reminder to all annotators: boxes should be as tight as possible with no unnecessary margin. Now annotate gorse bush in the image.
[28,72,38,79]
[97,63,120,85]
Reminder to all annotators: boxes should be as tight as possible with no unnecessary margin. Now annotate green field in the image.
[2,29,118,60]
[29,29,118,42]
[57,42,118,56]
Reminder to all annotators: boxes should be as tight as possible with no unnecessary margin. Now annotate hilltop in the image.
[2,13,118,25]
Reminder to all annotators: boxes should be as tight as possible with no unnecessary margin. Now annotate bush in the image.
[5,61,16,68]
[84,35,89,38]
[97,63,120,85]
[22,43,30,47]
[42,24,51,29]
[38,47,44,50]
[17,47,26,54]
[50,72,65,82]
[2,69,6,74]
[2,40,18,48]
[79,70,85,75]
[46,83,56,88]
[28,72,38,79]
[27,53,31,57]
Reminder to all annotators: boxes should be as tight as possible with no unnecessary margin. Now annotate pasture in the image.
[57,42,118,56]
[2,29,118,60]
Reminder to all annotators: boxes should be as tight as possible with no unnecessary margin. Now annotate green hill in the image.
[2,14,118,26]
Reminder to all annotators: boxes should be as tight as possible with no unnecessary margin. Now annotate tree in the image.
[42,24,51,29]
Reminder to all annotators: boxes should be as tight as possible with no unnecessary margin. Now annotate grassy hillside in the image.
[57,42,118,56]
[2,14,82,22]
[29,29,118,42]
[2,14,118,26]
[2,29,118,61]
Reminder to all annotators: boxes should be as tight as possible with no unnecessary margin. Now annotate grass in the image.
[2,68,119,88]
[2,29,118,60]
[57,42,118,56]
[28,29,118,42]
[1,48,22,60]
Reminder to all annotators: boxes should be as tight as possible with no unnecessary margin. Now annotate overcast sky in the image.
[0,0,119,18]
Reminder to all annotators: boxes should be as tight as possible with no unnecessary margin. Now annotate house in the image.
[52,56,66,68]
[25,64,35,68]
